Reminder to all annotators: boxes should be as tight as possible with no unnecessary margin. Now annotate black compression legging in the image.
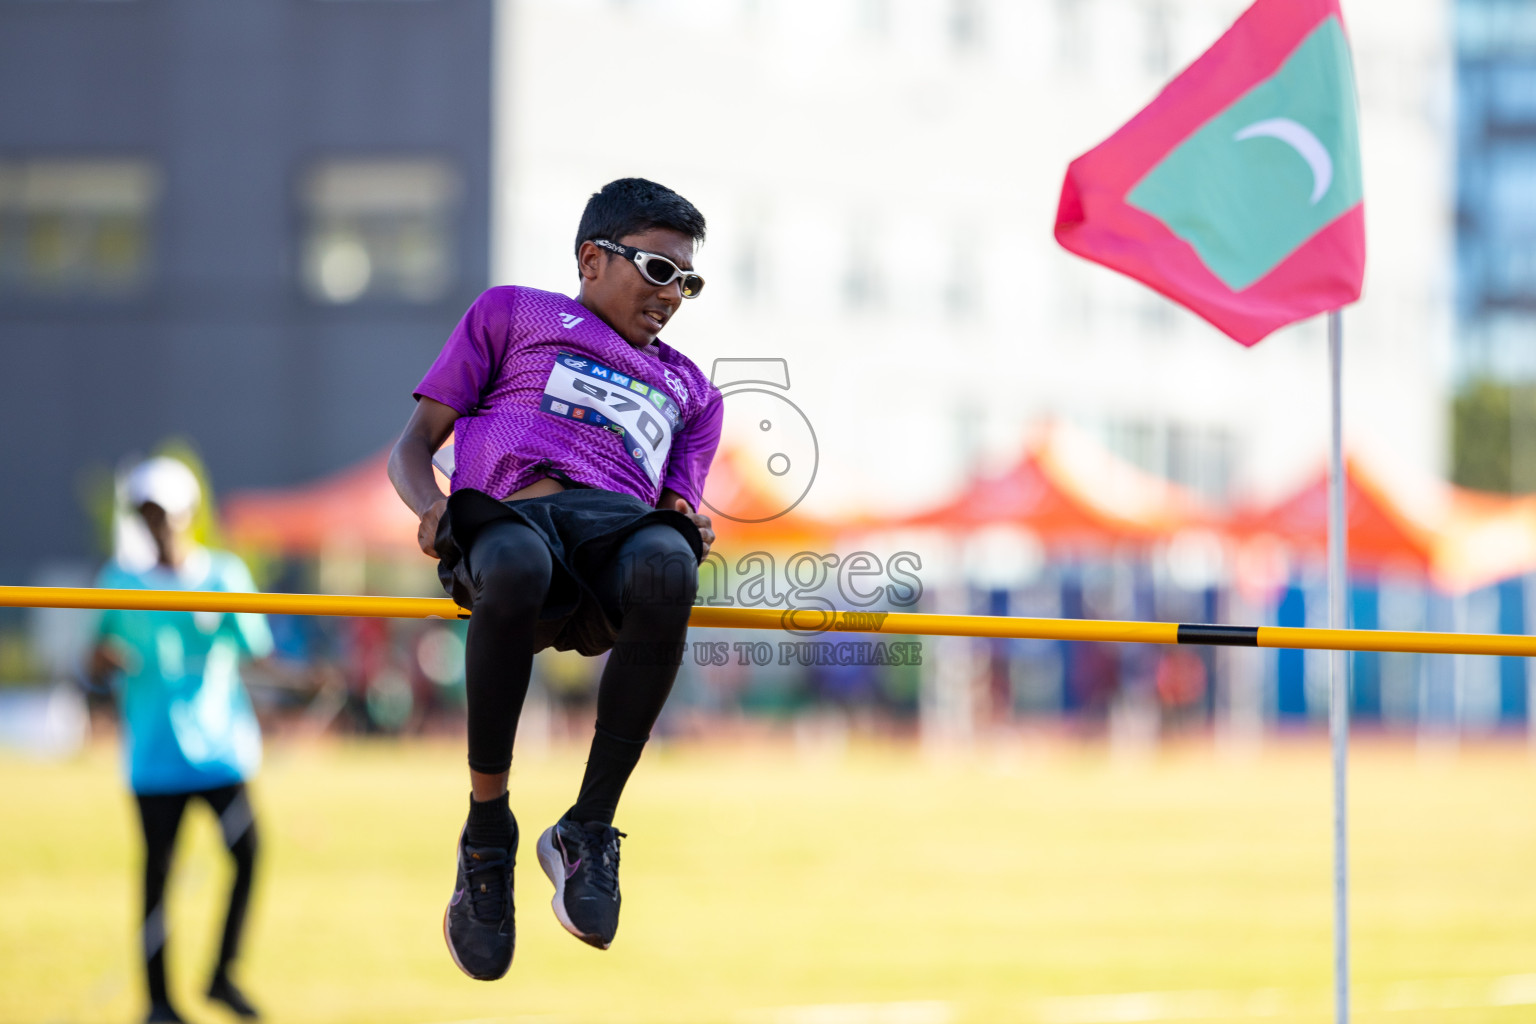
[136,783,258,1006]
[463,520,698,775]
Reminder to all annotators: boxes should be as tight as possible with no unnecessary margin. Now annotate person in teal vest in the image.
[89,456,272,1024]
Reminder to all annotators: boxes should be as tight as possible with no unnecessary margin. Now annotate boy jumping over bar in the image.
[388,178,722,980]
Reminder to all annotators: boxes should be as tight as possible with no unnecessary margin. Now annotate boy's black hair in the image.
[574,178,706,260]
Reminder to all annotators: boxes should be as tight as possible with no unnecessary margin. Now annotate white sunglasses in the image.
[592,238,705,298]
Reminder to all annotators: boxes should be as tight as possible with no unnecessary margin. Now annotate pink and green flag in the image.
[1054,0,1364,346]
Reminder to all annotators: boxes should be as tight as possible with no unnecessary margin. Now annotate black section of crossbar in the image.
[1176,624,1260,647]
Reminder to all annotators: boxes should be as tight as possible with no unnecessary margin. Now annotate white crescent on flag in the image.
[1234,117,1334,204]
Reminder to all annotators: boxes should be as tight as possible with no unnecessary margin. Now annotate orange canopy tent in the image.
[1235,456,1536,592]
[223,444,843,559]
[890,424,1216,549]
[1437,491,1536,592]
[697,446,843,554]
[223,451,426,557]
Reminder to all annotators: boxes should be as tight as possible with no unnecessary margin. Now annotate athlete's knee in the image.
[624,527,699,611]
[470,526,553,617]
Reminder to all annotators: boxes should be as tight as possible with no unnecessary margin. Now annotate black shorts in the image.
[434,486,703,656]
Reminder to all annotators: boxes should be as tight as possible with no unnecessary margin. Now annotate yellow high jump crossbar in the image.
[1,585,1533,658]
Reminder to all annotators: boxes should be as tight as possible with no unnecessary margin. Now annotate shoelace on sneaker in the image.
[567,825,626,899]
[464,847,511,920]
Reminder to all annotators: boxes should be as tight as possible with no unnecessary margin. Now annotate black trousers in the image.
[135,783,258,1006]
[435,487,703,778]
[462,518,699,775]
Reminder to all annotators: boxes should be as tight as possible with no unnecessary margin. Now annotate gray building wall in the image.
[0,0,493,580]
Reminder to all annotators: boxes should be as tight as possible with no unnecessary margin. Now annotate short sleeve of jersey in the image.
[213,553,275,659]
[661,388,724,510]
[414,288,514,415]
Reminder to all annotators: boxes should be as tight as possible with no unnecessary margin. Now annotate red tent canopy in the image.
[698,446,842,554]
[1236,457,1433,575]
[223,443,842,559]
[223,452,426,557]
[893,424,1215,549]
[1236,456,1536,591]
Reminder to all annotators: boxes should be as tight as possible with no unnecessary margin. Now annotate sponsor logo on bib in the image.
[541,352,681,485]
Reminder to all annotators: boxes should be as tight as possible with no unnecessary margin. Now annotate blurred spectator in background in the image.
[1069,640,1122,729]
[87,456,271,1024]
[541,647,599,741]
[1154,648,1209,731]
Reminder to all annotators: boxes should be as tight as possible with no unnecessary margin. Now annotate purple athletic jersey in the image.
[415,286,724,509]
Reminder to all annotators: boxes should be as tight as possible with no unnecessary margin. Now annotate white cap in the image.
[125,456,202,519]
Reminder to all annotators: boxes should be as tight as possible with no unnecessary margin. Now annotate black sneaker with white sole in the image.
[442,819,517,980]
[536,819,625,949]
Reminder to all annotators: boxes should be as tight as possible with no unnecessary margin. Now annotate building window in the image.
[299,157,460,305]
[1055,0,1085,73]
[0,158,158,298]
[841,223,884,312]
[945,233,979,320]
[735,234,763,305]
[1459,0,1536,57]
[949,0,982,51]
[1143,0,1173,78]
[1481,143,1536,303]
[860,0,890,38]
[1137,293,1177,337]
[1485,66,1536,124]
[1105,419,1235,505]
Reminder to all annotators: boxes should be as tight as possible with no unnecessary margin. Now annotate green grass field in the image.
[2,734,1535,1024]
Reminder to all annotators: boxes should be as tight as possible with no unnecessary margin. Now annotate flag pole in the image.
[1327,308,1350,1024]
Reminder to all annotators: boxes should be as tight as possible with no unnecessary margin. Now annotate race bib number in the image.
[541,352,682,485]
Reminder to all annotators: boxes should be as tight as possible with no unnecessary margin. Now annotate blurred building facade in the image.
[0,0,493,581]
[498,0,1454,519]
[494,0,1479,735]
[1456,0,1536,379]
